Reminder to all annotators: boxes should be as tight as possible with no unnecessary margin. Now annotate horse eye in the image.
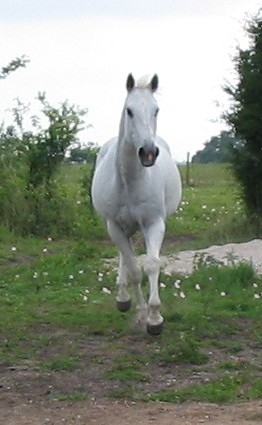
[126,107,134,118]
[155,108,159,117]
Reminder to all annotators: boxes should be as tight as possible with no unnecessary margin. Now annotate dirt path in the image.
[2,399,262,424]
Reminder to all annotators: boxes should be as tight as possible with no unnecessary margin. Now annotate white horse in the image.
[91,74,182,334]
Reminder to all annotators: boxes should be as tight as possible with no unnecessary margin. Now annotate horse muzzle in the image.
[138,145,159,167]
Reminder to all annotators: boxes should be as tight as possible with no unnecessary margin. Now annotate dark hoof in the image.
[116,299,131,312]
[147,321,164,336]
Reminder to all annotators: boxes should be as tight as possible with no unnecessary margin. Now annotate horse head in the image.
[123,73,160,167]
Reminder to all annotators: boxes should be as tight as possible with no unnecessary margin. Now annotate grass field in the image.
[0,163,261,405]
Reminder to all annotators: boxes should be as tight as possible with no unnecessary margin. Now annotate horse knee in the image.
[144,256,161,275]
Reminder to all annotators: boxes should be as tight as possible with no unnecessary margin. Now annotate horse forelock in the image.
[135,75,160,95]
[136,75,150,89]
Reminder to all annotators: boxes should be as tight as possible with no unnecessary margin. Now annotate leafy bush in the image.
[0,94,96,237]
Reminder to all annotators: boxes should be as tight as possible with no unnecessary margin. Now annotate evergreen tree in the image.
[224,9,262,231]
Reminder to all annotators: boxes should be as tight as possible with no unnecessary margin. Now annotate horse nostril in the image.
[138,147,145,159]
[155,147,159,157]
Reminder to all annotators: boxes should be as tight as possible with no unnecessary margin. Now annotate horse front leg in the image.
[107,221,146,320]
[142,218,165,335]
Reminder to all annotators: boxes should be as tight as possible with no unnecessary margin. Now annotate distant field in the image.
[179,162,236,187]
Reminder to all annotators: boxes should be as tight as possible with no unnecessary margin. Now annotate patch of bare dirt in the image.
[1,330,261,424]
[1,399,262,424]
[162,239,262,275]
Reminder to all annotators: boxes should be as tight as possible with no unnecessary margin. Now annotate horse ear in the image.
[150,74,159,92]
[126,73,135,92]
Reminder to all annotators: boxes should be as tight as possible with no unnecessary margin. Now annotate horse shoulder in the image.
[92,138,119,217]
[156,136,172,155]
[95,137,117,166]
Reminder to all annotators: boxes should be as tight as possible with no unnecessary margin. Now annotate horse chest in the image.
[115,185,163,232]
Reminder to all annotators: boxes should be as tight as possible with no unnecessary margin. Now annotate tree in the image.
[69,142,99,163]
[223,9,262,231]
[0,55,91,236]
[0,95,88,235]
[192,131,237,163]
[0,56,29,80]
[11,93,88,188]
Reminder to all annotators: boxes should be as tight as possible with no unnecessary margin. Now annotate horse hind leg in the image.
[119,254,148,327]
[116,253,131,312]
[107,221,146,319]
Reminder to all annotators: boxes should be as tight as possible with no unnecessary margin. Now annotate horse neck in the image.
[116,109,144,184]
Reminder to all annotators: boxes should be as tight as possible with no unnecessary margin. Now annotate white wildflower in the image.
[253,283,258,288]
[180,291,186,299]
[82,295,88,302]
[42,248,48,253]
[174,279,181,289]
[220,291,226,297]
[47,237,52,242]
[160,282,166,288]
[78,269,84,274]
[102,287,111,295]
[195,284,201,290]
[254,293,260,299]
[69,274,74,280]
[85,289,90,294]
[11,247,17,252]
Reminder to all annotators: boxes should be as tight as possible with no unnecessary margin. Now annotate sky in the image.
[0,0,261,161]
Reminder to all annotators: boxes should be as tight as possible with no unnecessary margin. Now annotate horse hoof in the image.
[147,321,164,336]
[116,299,131,312]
